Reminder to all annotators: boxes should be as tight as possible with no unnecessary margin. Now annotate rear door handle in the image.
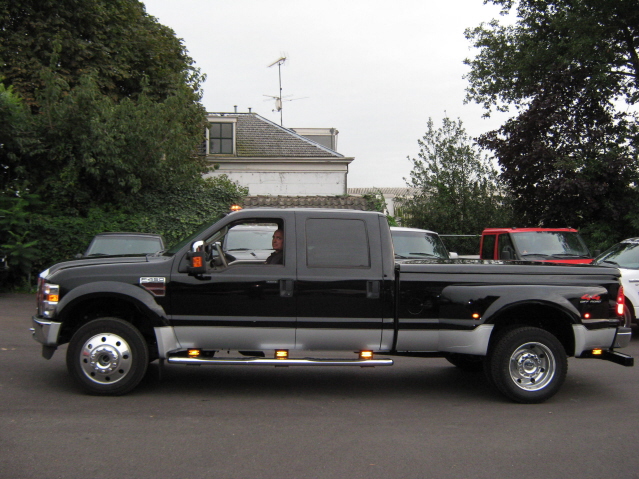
[280,279,294,298]
[367,281,380,299]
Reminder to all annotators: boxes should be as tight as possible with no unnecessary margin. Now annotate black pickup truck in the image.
[32,208,633,403]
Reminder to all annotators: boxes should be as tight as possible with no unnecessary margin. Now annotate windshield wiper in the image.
[598,259,619,266]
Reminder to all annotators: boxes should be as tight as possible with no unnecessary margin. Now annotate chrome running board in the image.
[167,356,394,367]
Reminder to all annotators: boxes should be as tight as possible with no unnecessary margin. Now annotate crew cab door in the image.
[168,212,296,351]
[294,211,386,351]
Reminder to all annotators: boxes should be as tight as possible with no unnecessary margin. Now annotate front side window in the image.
[499,234,516,260]
[208,122,234,154]
[305,218,370,268]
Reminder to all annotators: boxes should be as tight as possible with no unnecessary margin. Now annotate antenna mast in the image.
[267,56,287,126]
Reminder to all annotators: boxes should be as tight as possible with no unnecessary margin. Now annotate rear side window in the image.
[306,218,370,268]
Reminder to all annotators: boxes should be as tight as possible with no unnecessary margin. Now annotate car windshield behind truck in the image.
[596,241,639,269]
[511,231,590,259]
[392,230,449,259]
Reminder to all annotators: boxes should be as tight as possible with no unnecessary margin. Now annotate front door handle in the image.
[280,279,294,298]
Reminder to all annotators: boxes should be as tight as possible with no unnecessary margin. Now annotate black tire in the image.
[66,318,149,396]
[445,353,485,372]
[485,326,567,404]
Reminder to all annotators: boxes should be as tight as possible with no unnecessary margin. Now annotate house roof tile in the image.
[209,113,344,158]
[243,195,373,210]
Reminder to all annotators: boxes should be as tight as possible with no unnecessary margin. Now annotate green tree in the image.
[464,0,639,248]
[0,192,41,287]
[402,117,511,251]
[0,0,201,106]
[465,0,638,115]
[18,70,209,211]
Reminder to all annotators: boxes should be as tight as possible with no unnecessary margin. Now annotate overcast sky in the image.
[142,0,511,188]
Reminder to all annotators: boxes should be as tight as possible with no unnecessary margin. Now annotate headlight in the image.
[37,276,59,318]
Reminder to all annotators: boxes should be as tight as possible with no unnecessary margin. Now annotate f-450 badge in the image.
[140,277,166,297]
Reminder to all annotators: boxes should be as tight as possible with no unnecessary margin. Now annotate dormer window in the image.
[202,119,236,155]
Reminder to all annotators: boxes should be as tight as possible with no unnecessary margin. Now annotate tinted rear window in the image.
[305,218,370,268]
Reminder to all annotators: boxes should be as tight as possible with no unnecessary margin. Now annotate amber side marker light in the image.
[230,204,242,212]
[359,350,374,360]
[47,294,60,303]
[188,349,201,358]
[275,350,288,359]
[592,348,603,356]
[471,313,481,319]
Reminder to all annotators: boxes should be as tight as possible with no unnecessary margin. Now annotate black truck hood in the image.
[41,254,172,277]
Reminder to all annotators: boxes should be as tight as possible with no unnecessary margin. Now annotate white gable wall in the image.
[206,159,350,196]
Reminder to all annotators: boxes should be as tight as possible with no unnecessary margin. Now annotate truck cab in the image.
[480,227,593,264]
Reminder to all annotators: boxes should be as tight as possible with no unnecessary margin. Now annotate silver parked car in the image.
[390,226,450,260]
[80,232,165,257]
[223,224,277,261]
[594,237,639,327]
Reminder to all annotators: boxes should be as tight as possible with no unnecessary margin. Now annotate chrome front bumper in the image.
[31,316,62,347]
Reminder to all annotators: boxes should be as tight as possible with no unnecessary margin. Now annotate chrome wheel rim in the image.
[80,333,132,385]
[508,341,555,391]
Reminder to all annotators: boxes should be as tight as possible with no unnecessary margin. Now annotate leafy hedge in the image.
[1,176,247,290]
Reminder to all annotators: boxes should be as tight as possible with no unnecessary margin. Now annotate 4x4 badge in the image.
[580,294,602,303]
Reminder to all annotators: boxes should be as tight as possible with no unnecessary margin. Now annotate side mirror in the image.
[187,240,207,275]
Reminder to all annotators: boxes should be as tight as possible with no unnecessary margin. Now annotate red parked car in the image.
[480,227,593,264]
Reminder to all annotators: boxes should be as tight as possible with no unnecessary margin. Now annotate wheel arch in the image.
[485,301,576,358]
[56,282,168,353]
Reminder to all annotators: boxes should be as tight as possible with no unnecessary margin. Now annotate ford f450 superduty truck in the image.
[32,209,633,403]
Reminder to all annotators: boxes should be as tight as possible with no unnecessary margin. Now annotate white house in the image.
[202,112,353,196]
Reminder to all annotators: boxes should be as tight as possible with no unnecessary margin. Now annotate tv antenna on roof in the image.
[265,56,308,127]
[267,56,287,126]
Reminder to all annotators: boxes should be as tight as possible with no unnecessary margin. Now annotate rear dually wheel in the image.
[486,326,567,404]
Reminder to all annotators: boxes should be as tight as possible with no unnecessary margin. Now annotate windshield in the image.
[511,231,590,258]
[391,231,449,259]
[595,242,639,269]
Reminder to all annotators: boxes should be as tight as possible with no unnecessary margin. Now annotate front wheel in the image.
[486,327,567,404]
[66,318,149,395]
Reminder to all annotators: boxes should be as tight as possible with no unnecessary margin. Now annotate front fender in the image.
[56,281,169,327]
